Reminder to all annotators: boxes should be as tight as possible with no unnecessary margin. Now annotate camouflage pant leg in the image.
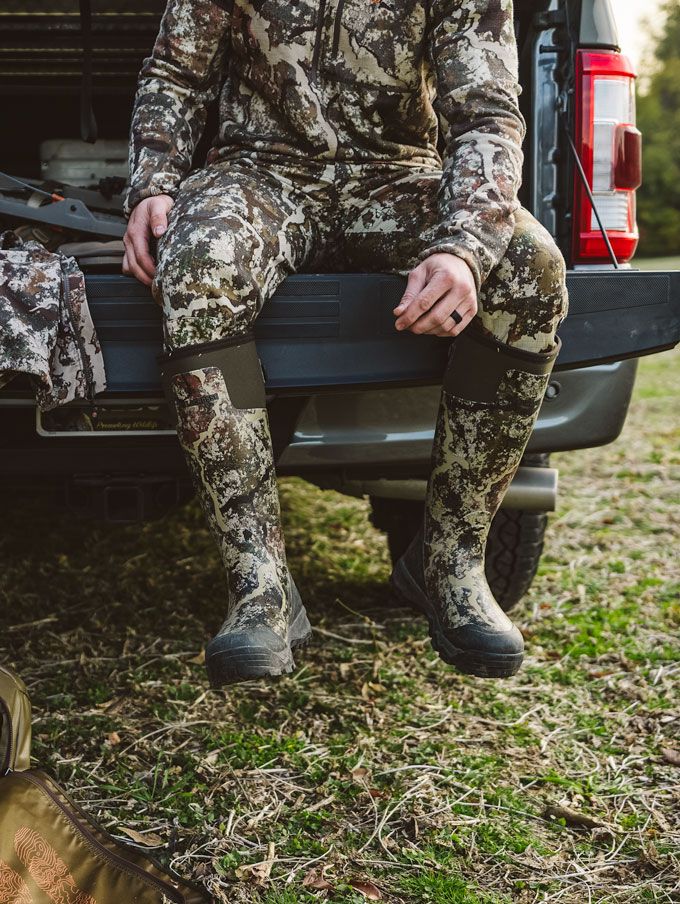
[153,157,335,353]
[337,165,565,652]
[169,362,293,635]
[336,165,569,353]
[423,351,557,635]
[154,158,332,644]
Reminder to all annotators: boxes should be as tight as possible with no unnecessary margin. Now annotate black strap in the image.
[79,0,98,143]
[158,335,267,411]
[443,327,561,404]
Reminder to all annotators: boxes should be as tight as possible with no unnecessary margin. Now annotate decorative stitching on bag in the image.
[0,858,32,904]
[14,826,98,904]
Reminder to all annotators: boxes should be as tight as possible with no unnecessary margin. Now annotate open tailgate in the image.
[86,268,680,392]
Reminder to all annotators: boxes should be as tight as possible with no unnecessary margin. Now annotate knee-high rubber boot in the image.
[390,325,561,679]
[159,335,312,687]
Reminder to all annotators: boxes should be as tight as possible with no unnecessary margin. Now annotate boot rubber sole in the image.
[390,559,523,679]
[206,588,312,688]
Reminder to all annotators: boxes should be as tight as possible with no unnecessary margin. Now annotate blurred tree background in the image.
[636,0,680,256]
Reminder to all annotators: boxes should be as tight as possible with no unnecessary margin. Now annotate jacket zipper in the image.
[20,772,185,903]
[311,0,329,72]
[331,0,346,56]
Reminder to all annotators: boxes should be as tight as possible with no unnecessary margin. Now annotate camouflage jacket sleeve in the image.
[419,0,526,292]
[123,0,230,219]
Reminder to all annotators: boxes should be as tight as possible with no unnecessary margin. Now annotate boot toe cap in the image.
[207,625,288,656]
[205,627,294,687]
[451,622,524,657]
[434,622,525,678]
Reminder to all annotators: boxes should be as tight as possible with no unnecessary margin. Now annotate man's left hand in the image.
[393,253,478,337]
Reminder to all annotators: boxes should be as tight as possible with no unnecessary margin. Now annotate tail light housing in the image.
[573,50,642,264]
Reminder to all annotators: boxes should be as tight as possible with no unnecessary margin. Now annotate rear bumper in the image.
[0,353,639,479]
[277,357,639,472]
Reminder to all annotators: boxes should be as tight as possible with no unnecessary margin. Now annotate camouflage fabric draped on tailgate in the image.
[0,230,107,410]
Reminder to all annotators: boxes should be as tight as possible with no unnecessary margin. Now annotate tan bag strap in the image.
[0,664,32,774]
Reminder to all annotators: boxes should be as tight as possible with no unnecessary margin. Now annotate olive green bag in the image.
[0,665,211,904]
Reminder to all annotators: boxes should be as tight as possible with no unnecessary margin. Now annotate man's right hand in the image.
[122,194,175,286]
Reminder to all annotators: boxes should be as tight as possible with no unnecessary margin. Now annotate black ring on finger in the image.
[451,310,463,325]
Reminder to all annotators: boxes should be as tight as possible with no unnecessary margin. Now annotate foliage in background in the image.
[636,1,680,257]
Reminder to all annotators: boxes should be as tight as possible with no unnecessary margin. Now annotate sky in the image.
[609,0,664,71]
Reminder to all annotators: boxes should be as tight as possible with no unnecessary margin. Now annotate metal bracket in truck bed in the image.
[0,194,125,238]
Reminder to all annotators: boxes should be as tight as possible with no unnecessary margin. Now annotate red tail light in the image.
[573,51,642,264]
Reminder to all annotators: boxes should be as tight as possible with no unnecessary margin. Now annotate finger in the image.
[408,289,463,334]
[122,250,129,275]
[396,271,450,330]
[151,276,163,308]
[126,224,156,283]
[123,234,153,286]
[420,302,472,336]
[446,295,478,337]
[416,301,477,336]
[148,199,170,239]
[439,306,476,338]
[394,266,427,316]
[431,291,478,336]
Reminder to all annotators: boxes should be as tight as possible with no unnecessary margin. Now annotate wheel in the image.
[483,506,547,612]
[369,455,550,613]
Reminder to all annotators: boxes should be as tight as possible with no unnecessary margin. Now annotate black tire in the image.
[369,455,550,613]
[483,507,547,612]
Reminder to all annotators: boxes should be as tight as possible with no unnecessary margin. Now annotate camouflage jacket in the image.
[0,231,107,411]
[125,0,526,290]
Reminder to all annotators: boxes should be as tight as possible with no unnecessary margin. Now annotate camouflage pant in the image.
[153,154,568,354]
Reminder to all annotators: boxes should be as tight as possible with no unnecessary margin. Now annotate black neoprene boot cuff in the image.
[158,333,266,414]
[443,325,561,405]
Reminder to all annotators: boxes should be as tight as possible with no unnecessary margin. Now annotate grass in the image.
[1,343,678,903]
[634,255,680,270]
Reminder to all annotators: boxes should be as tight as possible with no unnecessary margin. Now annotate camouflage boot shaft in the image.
[160,336,311,687]
[392,327,561,679]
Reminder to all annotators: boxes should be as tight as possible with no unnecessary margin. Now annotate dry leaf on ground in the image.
[660,747,680,766]
[302,867,333,890]
[235,842,276,885]
[349,879,383,899]
[120,827,164,847]
[544,804,610,831]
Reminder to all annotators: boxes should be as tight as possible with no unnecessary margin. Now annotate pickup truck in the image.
[1,0,679,611]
